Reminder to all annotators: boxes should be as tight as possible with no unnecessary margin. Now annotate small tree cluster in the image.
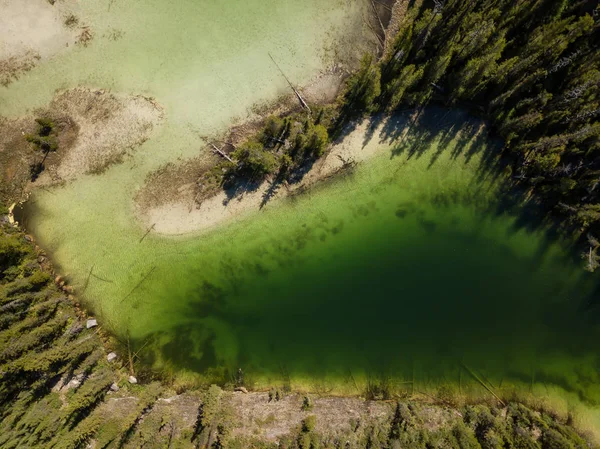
[25,117,59,181]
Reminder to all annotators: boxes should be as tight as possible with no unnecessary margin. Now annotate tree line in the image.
[208,0,599,270]
[336,0,600,267]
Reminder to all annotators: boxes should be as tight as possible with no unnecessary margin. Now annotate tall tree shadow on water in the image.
[361,107,597,292]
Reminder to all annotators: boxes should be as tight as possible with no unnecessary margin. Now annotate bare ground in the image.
[41,88,164,182]
[225,392,394,442]
[0,88,164,204]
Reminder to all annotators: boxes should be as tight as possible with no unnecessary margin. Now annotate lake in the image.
[5,0,600,432]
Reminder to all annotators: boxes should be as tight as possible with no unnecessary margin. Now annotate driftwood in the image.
[336,154,357,168]
[210,143,234,163]
[370,0,386,37]
[213,139,237,150]
[372,0,393,12]
[268,53,311,114]
[364,16,385,47]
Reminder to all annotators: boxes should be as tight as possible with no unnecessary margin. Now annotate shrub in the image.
[268,387,283,402]
[262,116,285,144]
[35,118,54,137]
[26,135,58,153]
[306,124,329,157]
[302,415,316,433]
[232,143,278,179]
[25,117,58,154]
[301,395,313,411]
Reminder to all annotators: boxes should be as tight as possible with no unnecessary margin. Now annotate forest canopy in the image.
[337,0,600,264]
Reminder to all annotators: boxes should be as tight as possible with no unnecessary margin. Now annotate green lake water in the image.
[3,0,600,430]
[23,109,600,413]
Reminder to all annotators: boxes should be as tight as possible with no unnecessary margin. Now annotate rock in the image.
[68,323,84,336]
[55,275,62,284]
[68,375,83,389]
[234,386,248,394]
[107,352,117,362]
[24,235,34,242]
[86,319,97,329]
[128,376,138,384]
[59,281,65,287]
[110,383,120,392]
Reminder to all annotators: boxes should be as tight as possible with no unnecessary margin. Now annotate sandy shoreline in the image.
[137,113,418,236]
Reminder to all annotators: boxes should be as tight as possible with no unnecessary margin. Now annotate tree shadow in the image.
[364,107,595,279]
[260,178,283,209]
[361,113,388,149]
[221,176,262,207]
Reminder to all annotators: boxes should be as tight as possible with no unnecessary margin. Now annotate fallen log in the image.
[268,53,311,114]
[363,16,385,48]
[370,0,386,37]
[82,264,95,294]
[210,143,234,163]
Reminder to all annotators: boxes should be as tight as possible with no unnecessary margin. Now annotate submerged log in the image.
[139,223,156,243]
[461,363,506,406]
[121,266,156,302]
